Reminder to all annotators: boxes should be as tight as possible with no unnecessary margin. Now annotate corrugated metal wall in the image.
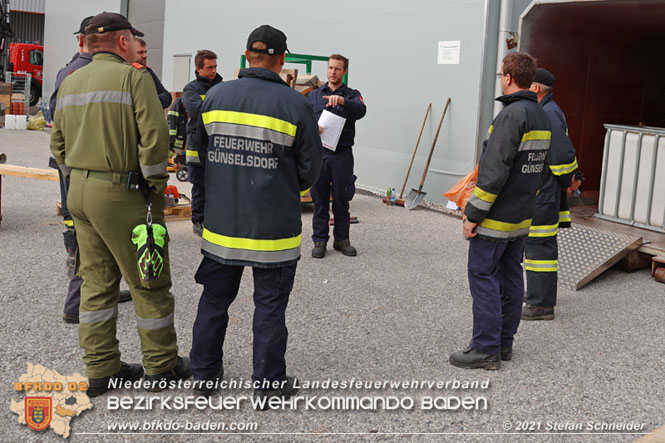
[9,0,45,14]
[9,11,43,44]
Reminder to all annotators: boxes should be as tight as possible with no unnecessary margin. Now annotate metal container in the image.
[597,124,665,233]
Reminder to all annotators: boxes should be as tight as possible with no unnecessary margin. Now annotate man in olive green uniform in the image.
[50,12,189,397]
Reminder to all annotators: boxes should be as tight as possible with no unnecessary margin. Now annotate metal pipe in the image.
[628,133,643,223]
[613,130,628,218]
[598,126,612,215]
[645,135,659,227]
[493,0,513,117]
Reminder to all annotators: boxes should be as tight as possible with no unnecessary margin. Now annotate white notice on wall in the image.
[438,40,461,65]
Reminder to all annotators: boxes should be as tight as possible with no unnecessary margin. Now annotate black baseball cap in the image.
[533,68,556,87]
[85,12,145,37]
[74,16,94,35]
[246,25,289,55]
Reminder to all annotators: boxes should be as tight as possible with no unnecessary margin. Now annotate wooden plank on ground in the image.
[164,204,191,221]
[0,164,59,181]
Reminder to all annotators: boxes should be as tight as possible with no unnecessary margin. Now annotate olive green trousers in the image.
[68,169,178,378]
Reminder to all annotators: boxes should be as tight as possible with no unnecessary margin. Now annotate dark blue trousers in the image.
[525,236,558,307]
[58,166,84,317]
[468,236,525,354]
[190,256,297,382]
[187,164,205,224]
[310,150,356,242]
[64,255,83,317]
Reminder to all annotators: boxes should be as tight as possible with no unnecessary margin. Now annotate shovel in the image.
[399,103,432,199]
[404,98,451,210]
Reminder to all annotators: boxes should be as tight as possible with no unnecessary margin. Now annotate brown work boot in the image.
[521,304,555,321]
[333,239,357,257]
[311,241,327,259]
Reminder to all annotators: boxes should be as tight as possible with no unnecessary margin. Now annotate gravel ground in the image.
[0,130,663,442]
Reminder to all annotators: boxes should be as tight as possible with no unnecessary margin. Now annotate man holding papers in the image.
[309,54,367,258]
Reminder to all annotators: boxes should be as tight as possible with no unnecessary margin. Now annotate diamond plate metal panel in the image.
[558,224,642,291]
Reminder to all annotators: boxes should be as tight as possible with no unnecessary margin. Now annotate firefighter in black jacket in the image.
[449,52,551,370]
[189,25,323,403]
[522,68,581,321]
[167,96,187,160]
[182,50,222,236]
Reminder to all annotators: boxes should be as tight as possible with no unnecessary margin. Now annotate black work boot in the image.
[521,304,554,321]
[118,290,132,303]
[333,239,357,257]
[253,376,299,411]
[87,362,144,398]
[311,241,327,259]
[500,346,513,361]
[144,356,191,392]
[193,367,224,397]
[449,346,500,370]
[62,313,79,324]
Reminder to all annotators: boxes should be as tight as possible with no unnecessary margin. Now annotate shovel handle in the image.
[400,103,431,199]
[417,98,451,190]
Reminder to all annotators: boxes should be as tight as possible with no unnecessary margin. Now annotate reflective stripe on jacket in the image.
[198,67,323,268]
[465,90,551,241]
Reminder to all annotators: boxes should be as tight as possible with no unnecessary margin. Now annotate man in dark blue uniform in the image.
[309,54,366,258]
[134,37,172,109]
[189,25,322,403]
[449,52,551,370]
[522,68,580,321]
[183,50,222,236]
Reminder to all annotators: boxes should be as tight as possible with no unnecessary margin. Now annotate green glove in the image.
[131,223,167,280]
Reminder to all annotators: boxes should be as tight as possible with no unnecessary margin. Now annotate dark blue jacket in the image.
[540,92,577,191]
[146,66,172,109]
[197,68,323,268]
[183,71,223,164]
[49,52,93,113]
[308,82,366,152]
[465,90,552,241]
[537,92,578,229]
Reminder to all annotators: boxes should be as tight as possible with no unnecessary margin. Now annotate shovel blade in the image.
[404,189,426,209]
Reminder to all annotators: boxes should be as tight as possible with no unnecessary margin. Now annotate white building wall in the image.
[127,0,165,78]
[42,0,124,103]
[40,0,534,206]
[162,0,497,204]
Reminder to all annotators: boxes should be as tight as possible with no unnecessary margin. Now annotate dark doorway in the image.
[521,0,665,197]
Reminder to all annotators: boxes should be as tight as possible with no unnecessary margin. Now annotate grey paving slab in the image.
[0,130,663,442]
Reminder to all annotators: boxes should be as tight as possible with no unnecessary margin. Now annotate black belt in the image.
[75,169,145,190]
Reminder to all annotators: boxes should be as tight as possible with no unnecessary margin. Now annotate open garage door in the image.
[520,0,665,198]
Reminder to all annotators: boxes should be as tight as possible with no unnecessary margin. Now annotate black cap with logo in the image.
[533,68,556,87]
[85,12,145,37]
[74,16,94,35]
[246,25,289,55]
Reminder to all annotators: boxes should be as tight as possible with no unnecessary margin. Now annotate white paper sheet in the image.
[318,110,346,151]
